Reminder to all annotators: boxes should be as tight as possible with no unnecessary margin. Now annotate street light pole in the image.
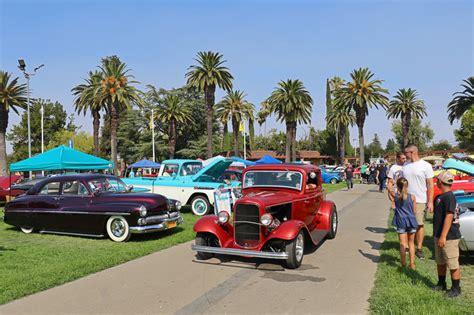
[18,60,44,178]
[151,108,155,162]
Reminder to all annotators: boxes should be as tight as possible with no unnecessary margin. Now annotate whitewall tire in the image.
[20,227,34,234]
[106,216,131,242]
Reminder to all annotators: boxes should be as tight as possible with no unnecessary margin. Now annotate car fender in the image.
[266,220,307,242]
[193,215,234,247]
[316,200,336,231]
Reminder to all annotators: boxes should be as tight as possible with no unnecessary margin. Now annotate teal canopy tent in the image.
[10,145,114,171]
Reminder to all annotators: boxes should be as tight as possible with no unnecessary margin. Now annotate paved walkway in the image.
[1,184,389,315]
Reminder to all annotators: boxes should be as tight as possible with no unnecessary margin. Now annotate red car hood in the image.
[434,180,474,199]
[237,190,300,208]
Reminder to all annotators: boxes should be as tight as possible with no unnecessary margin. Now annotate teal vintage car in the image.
[122,158,239,216]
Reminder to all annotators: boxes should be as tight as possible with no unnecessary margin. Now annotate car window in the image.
[88,178,127,193]
[180,162,203,176]
[62,181,89,195]
[162,164,179,176]
[243,171,303,190]
[39,182,61,195]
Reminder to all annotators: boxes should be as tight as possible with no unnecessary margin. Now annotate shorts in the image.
[396,227,417,234]
[415,203,426,226]
[434,238,460,270]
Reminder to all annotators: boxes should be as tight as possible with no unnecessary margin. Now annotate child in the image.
[432,171,461,298]
[393,178,418,269]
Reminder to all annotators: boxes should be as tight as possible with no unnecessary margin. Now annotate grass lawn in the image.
[0,184,345,305]
[369,212,474,314]
[0,206,198,305]
[323,182,346,194]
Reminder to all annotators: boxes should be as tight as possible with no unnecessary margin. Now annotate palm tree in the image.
[327,102,355,164]
[185,51,233,158]
[266,79,313,162]
[336,68,389,164]
[447,77,474,124]
[257,101,271,134]
[95,57,144,175]
[216,90,255,156]
[0,71,27,175]
[386,88,427,148]
[155,94,192,159]
[72,71,105,156]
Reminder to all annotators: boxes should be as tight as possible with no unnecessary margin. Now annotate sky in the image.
[1,0,473,154]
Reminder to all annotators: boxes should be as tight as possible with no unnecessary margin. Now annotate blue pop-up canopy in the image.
[230,156,256,166]
[10,145,114,171]
[128,159,161,169]
[255,155,282,164]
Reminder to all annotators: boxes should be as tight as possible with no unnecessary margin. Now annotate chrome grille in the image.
[234,204,260,247]
[145,211,179,224]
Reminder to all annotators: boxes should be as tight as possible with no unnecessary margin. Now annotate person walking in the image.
[387,152,407,209]
[360,163,367,184]
[392,178,418,269]
[402,145,434,259]
[344,163,354,190]
[369,163,376,184]
[377,162,388,192]
[432,171,462,297]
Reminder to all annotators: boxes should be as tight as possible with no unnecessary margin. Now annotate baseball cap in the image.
[437,171,454,185]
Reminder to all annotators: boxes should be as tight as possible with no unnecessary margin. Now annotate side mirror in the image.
[126,185,134,192]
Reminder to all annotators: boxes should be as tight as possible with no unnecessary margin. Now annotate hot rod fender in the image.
[316,200,336,231]
[193,215,234,247]
[265,220,307,243]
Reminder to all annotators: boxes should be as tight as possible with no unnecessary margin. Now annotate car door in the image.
[32,180,62,231]
[304,172,321,230]
[57,180,95,234]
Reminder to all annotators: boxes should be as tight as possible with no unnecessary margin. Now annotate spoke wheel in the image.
[106,216,131,242]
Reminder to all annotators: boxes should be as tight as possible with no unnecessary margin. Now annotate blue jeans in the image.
[346,178,353,189]
[379,177,386,191]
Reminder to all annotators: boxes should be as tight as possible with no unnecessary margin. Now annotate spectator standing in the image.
[360,163,367,184]
[432,171,461,298]
[344,163,354,190]
[376,163,388,192]
[402,145,434,259]
[369,163,376,184]
[387,152,407,208]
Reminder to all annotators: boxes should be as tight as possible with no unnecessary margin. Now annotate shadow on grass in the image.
[366,226,389,234]
[0,246,16,255]
[460,253,474,266]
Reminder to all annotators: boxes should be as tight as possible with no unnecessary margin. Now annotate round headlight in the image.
[175,200,182,210]
[260,213,273,226]
[139,205,147,217]
[218,211,230,224]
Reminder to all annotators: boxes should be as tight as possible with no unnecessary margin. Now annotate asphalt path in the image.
[1,184,389,315]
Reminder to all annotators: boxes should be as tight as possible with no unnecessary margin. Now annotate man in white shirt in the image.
[387,152,407,209]
[402,145,434,259]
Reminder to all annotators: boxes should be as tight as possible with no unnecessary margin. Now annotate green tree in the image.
[176,134,222,159]
[216,90,255,157]
[367,133,384,158]
[385,138,399,154]
[253,128,286,151]
[391,118,434,152]
[7,99,74,162]
[266,79,313,162]
[327,101,355,164]
[454,107,474,150]
[185,51,233,158]
[386,88,427,148]
[447,77,474,124]
[0,71,27,174]
[47,130,94,154]
[336,68,389,164]
[256,101,271,135]
[431,140,453,151]
[95,56,144,175]
[72,70,106,156]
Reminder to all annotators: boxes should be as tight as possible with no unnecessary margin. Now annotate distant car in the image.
[4,174,183,242]
[354,167,361,179]
[321,170,342,184]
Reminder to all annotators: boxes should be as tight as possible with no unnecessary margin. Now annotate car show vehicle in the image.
[434,158,474,200]
[123,158,238,216]
[191,163,338,269]
[320,168,342,184]
[4,174,183,242]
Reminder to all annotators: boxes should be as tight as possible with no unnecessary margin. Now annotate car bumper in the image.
[130,215,183,234]
[191,245,289,260]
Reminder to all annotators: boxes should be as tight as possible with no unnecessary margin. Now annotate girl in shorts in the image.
[393,178,418,269]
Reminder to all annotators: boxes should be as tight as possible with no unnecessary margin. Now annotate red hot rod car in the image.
[191,163,338,269]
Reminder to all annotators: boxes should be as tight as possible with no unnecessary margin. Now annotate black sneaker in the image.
[446,287,461,298]
[433,284,447,291]
[416,249,424,259]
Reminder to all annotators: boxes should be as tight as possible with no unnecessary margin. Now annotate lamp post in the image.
[18,59,44,178]
[151,108,155,162]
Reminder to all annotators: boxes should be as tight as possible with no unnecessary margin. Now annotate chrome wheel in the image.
[295,233,304,262]
[284,230,305,269]
[111,219,126,237]
[106,216,131,242]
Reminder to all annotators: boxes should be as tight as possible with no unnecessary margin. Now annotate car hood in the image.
[443,158,474,176]
[237,190,300,208]
[192,158,233,182]
[96,192,168,209]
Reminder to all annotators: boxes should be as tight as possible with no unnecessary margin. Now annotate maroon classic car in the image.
[4,174,183,242]
[191,163,337,269]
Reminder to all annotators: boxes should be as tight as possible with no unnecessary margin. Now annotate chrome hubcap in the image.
[194,200,207,214]
[332,212,337,232]
[111,219,125,237]
[295,233,304,262]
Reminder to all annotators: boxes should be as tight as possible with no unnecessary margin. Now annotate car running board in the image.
[39,230,104,238]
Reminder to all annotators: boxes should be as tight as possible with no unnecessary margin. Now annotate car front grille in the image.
[145,211,179,224]
[234,204,260,247]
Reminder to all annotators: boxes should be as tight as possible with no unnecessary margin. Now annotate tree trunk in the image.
[204,85,216,158]
[285,121,291,163]
[232,116,239,157]
[0,106,8,176]
[110,102,118,175]
[402,111,411,148]
[356,110,366,165]
[291,122,297,162]
[169,119,176,159]
[339,125,346,164]
[221,122,228,150]
[92,110,101,157]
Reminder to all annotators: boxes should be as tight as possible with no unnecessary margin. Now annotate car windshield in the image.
[243,170,303,190]
[87,178,127,193]
[180,162,203,176]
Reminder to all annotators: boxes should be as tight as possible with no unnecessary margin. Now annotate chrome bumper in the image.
[191,245,289,260]
[130,215,183,234]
